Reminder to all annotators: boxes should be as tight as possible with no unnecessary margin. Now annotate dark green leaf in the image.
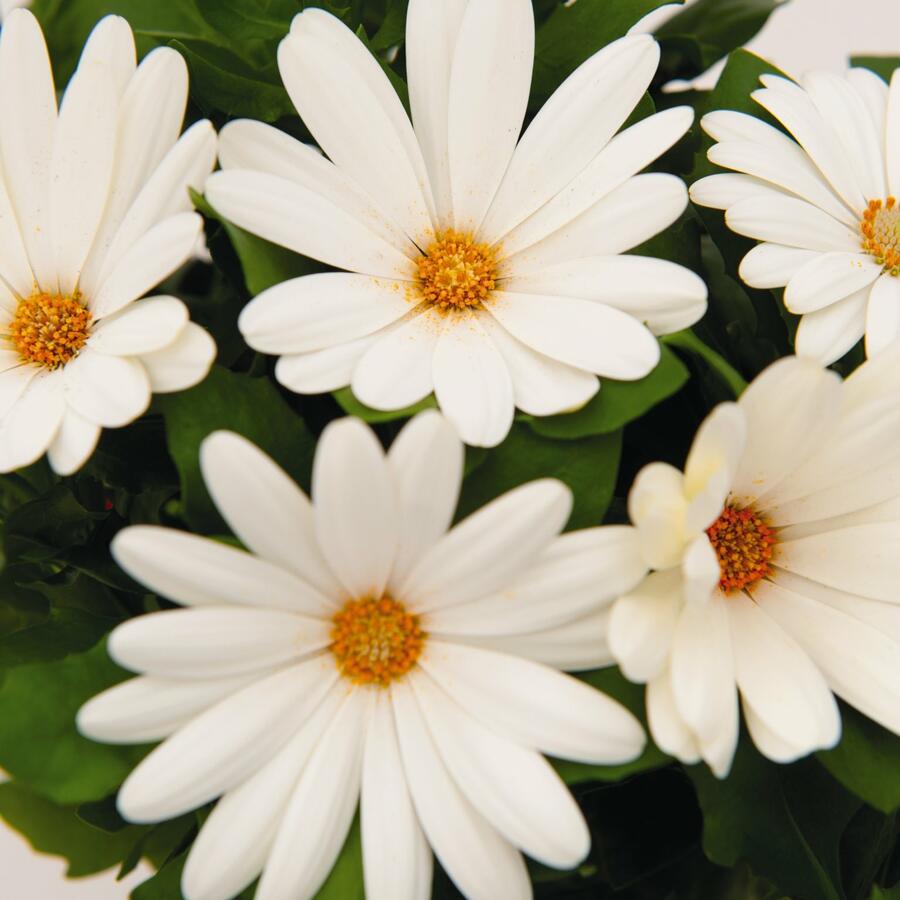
[527,345,688,439]
[157,366,316,533]
[131,853,187,900]
[0,606,117,669]
[333,388,436,424]
[315,816,364,899]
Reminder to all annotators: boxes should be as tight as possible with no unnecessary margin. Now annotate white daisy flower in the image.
[78,411,648,900]
[691,65,900,364]
[606,351,900,777]
[0,11,217,475]
[204,0,707,448]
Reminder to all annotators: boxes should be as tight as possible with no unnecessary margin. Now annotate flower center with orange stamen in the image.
[417,230,497,312]
[706,504,776,593]
[8,292,92,369]
[330,596,424,687]
[861,197,900,275]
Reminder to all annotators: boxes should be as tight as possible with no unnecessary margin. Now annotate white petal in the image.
[257,689,368,900]
[427,527,646,637]
[431,314,514,448]
[206,170,414,280]
[784,252,882,314]
[0,364,37,421]
[402,479,571,614]
[729,593,839,761]
[117,659,337,823]
[113,524,333,615]
[670,598,739,778]
[351,310,440,412]
[481,35,660,243]
[731,355,841,503]
[279,13,434,241]
[392,678,531,900]
[200,431,342,599]
[51,58,118,294]
[646,670,701,765]
[609,568,682,684]
[681,534,720,605]
[91,212,202,319]
[739,243,820,289]
[627,461,688,570]
[795,287,868,365]
[76,16,135,99]
[0,168,34,297]
[725,194,860,252]
[0,10,57,289]
[108,607,331,679]
[312,417,399,599]
[0,371,64,470]
[182,688,343,900]
[412,672,589,869]
[847,67,889,145]
[405,0,467,227]
[488,292,659,379]
[888,70,900,196]
[62,348,150,427]
[387,411,464,592]
[447,0,533,233]
[502,255,707,337]
[361,691,432,900]
[239,273,417,356]
[89,296,188,356]
[78,672,260,745]
[275,335,379,395]
[689,172,782,210]
[865,274,900,358]
[420,641,646,764]
[46,407,100,475]
[480,313,599,415]
[139,322,215,394]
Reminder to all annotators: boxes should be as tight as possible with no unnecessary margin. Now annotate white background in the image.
[2,0,899,896]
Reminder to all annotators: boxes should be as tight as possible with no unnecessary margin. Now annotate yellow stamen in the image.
[330,596,424,687]
[706,504,777,593]
[417,230,497,312]
[8,291,92,369]
[861,197,900,276]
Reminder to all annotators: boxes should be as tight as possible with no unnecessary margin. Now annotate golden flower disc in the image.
[8,292,92,369]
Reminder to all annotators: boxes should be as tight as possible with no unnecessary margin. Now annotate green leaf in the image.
[315,816,364,900]
[131,854,187,900]
[689,744,862,900]
[333,388,436,424]
[0,782,142,877]
[818,705,900,814]
[0,640,147,805]
[157,366,316,533]
[851,57,900,82]
[0,607,117,669]
[457,423,622,530]
[663,329,748,396]
[527,345,689,439]
[531,0,684,108]
[368,0,408,52]
[553,668,670,784]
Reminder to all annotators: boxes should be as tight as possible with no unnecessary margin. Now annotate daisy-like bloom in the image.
[78,411,648,900]
[606,351,900,777]
[691,66,900,364]
[204,0,707,448]
[0,11,217,474]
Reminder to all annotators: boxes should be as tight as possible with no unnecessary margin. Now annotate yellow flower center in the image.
[861,197,900,275]
[330,596,424,687]
[417,230,497,312]
[8,291,92,369]
[706,504,776,593]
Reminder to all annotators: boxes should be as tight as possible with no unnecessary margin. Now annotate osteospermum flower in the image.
[691,66,900,364]
[606,352,900,776]
[204,0,707,447]
[78,411,648,900]
[0,12,216,474]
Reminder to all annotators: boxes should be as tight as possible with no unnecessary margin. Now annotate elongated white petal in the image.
[200,431,342,599]
[112,524,334,616]
[138,322,215,394]
[76,16,135,99]
[275,334,380,395]
[89,296,188,356]
[888,70,900,196]
[421,641,645,764]
[627,461,688,570]
[784,252,882,314]
[62,349,150,427]
[431,313,514,448]
[313,417,399,600]
[117,659,337,823]
[392,679,531,900]
[403,479,571,613]
[865,274,900,358]
[646,670,701,765]
[739,243,820,289]
[689,172,785,210]
[256,689,369,900]
[45,407,101,476]
[0,371,65,470]
[794,287,868,365]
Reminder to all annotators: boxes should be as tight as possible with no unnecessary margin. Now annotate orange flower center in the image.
[330,596,424,687]
[706,504,776,593]
[8,291,92,369]
[417,230,497,312]
[861,197,900,275]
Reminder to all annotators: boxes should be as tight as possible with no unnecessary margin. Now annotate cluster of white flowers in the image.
[0,1,898,898]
